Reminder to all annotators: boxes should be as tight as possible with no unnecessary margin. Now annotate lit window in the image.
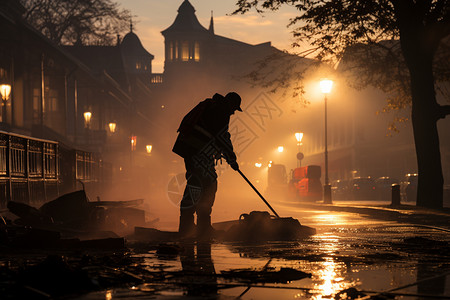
[175,41,179,59]
[32,88,40,121]
[169,41,173,61]
[136,62,141,70]
[181,41,189,61]
[194,41,200,61]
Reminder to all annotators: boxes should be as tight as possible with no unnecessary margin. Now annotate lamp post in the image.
[320,79,333,204]
[295,132,303,167]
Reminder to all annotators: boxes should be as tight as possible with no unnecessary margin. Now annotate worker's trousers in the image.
[179,155,217,236]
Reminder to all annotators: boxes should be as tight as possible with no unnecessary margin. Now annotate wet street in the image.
[2,199,450,299]
[85,200,450,299]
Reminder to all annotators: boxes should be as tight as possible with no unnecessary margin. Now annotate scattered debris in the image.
[1,190,151,249]
[134,227,180,242]
[221,267,311,283]
[334,287,367,299]
[224,211,316,241]
[156,243,183,257]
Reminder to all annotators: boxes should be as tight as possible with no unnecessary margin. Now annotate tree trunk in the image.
[401,41,444,209]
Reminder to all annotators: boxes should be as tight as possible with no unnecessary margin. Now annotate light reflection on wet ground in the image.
[5,199,448,299]
[83,204,448,300]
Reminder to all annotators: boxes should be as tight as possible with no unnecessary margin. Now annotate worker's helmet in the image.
[225,92,242,112]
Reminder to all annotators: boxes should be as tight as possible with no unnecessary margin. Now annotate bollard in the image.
[391,184,400,206]
[323,184,332,204]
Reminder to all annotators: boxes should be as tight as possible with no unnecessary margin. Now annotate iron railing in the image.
[0,131,98,208]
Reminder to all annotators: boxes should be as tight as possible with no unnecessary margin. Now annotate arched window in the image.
[175,41,179,60]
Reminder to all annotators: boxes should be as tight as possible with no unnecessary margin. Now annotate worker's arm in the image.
[217,131,239,170]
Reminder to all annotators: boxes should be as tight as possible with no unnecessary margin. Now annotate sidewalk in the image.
[294,199,450,230]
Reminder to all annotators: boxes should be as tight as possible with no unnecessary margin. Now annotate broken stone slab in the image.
[39,190,91,227]
[133,227,180,242]
[7,201,53,226]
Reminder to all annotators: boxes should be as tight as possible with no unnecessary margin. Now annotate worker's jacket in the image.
[172,94,237,163]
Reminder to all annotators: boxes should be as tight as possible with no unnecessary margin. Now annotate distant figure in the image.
[173,92,242,238]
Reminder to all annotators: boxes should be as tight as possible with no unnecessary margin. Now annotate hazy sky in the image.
[117,0,299,73]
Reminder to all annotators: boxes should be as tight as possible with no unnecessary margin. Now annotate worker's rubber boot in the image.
[197,215,217,241]
[178,214,196,239]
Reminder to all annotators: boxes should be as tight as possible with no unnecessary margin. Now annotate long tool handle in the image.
[237,169,280,218]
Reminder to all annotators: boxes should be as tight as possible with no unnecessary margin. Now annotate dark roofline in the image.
[214,34,272,49]
[2,13,133,107]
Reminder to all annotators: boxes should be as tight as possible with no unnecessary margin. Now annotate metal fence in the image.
[0,131,99,208]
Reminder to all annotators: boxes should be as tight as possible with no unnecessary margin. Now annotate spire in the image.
[161,0,208,35]
[209,10,214,34]
[130,18,133,32]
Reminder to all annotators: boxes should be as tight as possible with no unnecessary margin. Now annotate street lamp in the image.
[83,111,92,128]
[0,84,11,101]
[320,79,333,204]
[0,83,11,123]
[108,122,117,133]
[295,132,303,146]
[146,144,153,155]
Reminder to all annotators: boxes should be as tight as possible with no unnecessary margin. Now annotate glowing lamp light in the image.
[83,111,92,128]
[131,136,137,151]
[295,132,303,145]
[146,144,153,154]
[108,122,116,133]
[0,84,11,101]
[320,79,333,94]
[255,162,262,168]
[277,146,284,153]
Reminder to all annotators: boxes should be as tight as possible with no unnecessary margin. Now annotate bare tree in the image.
[20,0,131,45]
[234,0,450,209]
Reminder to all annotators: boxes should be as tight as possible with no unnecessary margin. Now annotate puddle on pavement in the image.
[2,208,450,299]
[101,224,448,300]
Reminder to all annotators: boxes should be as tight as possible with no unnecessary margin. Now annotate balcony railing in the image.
[0,131,100,208]
[150,73,164,84]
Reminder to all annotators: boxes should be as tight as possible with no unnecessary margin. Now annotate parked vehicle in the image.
[349,177,377,200]
[266,164,288,198]
[375,177,399,201]
[289,165,322,201]
[331,179,350,200]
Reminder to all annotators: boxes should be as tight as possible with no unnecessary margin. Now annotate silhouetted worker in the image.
[173,92,242,239]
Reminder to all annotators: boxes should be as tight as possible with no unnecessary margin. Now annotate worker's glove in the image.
[229,161,239,171]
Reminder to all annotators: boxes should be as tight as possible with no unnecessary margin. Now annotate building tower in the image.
[161,0,214,80]
[120,22,155,87]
